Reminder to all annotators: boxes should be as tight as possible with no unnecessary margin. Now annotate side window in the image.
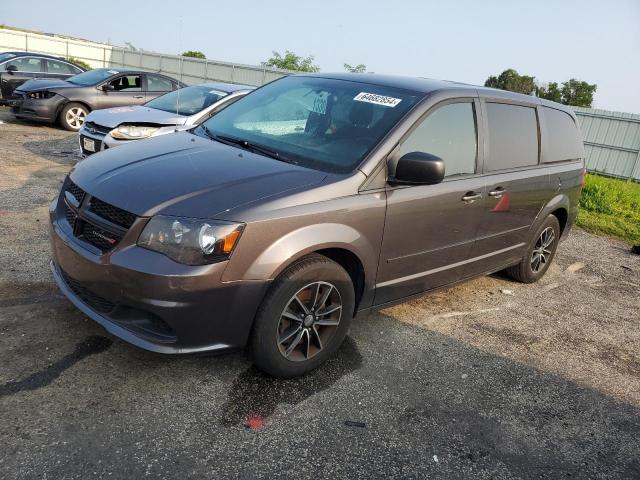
[108,75,142,91]
[147,75,173,92]
[398,102,477,177]
[7,57,43,73]
[542,107,583,162]
[485,103,538,171]
[46,60,76,75]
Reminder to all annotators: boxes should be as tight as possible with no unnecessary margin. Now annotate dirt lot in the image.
[1,107,639,479]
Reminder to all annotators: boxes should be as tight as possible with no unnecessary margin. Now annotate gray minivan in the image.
[49,73,585,377]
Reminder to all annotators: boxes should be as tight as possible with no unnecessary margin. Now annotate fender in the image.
[226,222,378,295]
[532,193,571,238]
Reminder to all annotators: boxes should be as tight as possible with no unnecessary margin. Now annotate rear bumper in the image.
[49,198,269,353]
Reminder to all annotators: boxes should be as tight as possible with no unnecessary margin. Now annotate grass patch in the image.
[577,174,640,244]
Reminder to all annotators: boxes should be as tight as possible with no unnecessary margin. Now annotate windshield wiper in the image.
[212,134,296,164]
[199,124,216,140]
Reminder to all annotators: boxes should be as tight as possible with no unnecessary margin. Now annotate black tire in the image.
[59,102,89,131]
[250,253,355,378]
[506,215,560,283]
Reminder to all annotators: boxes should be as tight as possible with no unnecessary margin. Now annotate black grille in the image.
[89,197,136,228]
[59,268,116,314]
[64,204,76,227]
[83,121,112,135]
[66,181,85,205]
[78,220,122,252]
[80,134,102,156]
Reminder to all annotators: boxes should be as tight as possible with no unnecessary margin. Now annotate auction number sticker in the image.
[354,92,402,107]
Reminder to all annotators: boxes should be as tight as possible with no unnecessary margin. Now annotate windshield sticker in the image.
[108,107,136,113]
[354,92,402,107]
[107,70,120,75]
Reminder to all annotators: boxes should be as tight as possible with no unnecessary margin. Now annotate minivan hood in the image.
[17,78,76,92]
[86,105,186,128]
[69,132,327,219]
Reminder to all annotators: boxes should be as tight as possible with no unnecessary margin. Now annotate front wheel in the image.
[59,102,89,131]
[506,214,560,283]
[250,254,355,378]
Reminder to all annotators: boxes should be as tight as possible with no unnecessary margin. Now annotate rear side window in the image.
[147,75,174,92]
[46,60,77,75]
[399,102,477,177]
[542,107,583,162]
[485,103,538,171]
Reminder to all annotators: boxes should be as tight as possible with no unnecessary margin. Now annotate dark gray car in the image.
[49,73,585,377]
[10,67,185,131]
[0,51,85,104]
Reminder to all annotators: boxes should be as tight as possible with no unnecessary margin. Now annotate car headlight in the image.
[137,216,244,265]
[27,90,56,99]
[110,125,160,140]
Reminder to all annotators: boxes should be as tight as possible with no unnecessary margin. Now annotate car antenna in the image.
[175,17,183,132]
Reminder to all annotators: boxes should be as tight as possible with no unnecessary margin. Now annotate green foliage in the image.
[486,69,597,107]
[66,56,91,71]
[182,50,206,59]
[577,174,640,243]
[263,50,319,72]
[484,69,536,95]
[344,63,367,73]
[560,79,597,107]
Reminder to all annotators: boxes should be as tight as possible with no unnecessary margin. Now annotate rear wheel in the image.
[59,102,89,131]
[506,215,560,283]
[250,254,354,378]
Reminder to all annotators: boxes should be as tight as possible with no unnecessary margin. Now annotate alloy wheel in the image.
[277,281,342,362]
[531,226,555,273]
[66,107,86,129]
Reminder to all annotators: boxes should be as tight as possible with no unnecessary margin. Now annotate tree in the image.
[484,69,536,95]
[182,51,206,59]
[263,50,320,72]
[486,69,597,107]
[536,82,562,103]
[66,56,91,71]
[344,63,367,73]
[560,79,597,107]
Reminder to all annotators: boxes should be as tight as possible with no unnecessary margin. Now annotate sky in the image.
[2,0,639,112]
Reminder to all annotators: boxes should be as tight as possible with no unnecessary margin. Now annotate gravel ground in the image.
[1,108,639,479]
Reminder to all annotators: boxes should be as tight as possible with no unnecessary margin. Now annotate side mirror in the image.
[389,152,445,185]
[5,64,17,74]
[101,84,115,91]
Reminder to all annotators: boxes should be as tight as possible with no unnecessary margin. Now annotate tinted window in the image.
[485,103,538,171]
[542,107,583,162]
[399,102,477,177]
[200,76,420,174]
[108,75,142,91]
[145,85,227,116]
[46,59,76,75]
[7,57,43,73]
[147,75,174,92]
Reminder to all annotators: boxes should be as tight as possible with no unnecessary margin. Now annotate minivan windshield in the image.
[199,76,420,173]
[67,68,120,86]
[146,85,228,116]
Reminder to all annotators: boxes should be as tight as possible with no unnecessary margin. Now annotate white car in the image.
[78,82,254,156]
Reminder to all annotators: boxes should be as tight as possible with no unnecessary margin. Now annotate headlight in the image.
[137,216,244,265]
[27,90,56,99]
[110,125,160,140]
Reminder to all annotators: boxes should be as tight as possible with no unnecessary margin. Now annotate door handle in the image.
[488,187,507,198]
[461,192,483,203]
[133,95,144,99]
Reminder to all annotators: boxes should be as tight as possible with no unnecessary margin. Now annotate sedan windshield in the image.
[199,76,420,173]
[67,68,120,86]
[0,53,17,63]
[146,85,228,116]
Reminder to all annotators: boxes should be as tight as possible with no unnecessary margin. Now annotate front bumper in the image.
[78,128,131,157]
[10,93,63,123]
[49,195,268,354]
